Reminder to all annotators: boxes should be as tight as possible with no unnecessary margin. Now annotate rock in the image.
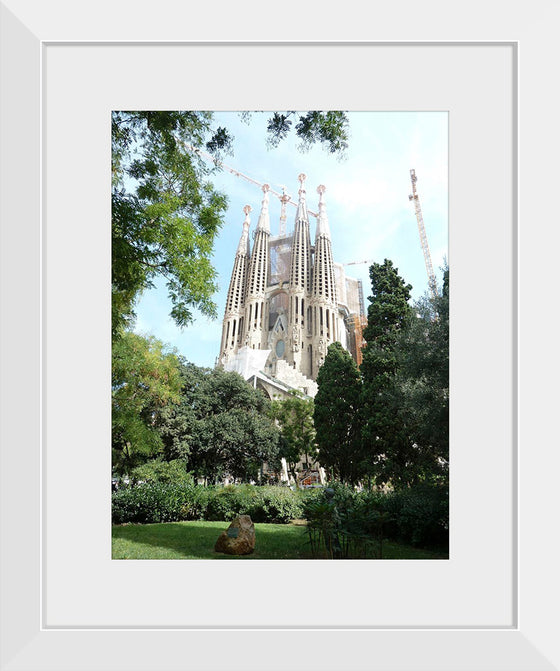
[214,515,255,555]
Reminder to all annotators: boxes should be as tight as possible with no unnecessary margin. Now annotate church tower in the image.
[243,184,271,351]
[287,174,312,374]
[310,185,338,377]
[219,205,251,365]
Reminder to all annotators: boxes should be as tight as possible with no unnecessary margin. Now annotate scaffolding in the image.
[345,313,367,367]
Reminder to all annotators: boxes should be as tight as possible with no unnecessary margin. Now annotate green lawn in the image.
[112,521,447,560]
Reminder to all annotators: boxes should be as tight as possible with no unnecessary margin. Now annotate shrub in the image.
[130,459,193,486]
[203,485,309,523]
[111,483,312,525]
[111,482,187,524]
[258,486,308,523]
[179,485,211,521]
[303,488,386,559]
[383,484,448,548]
[205,485,251,521]
[302,482,448,555]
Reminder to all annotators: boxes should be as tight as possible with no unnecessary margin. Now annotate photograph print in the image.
[111,111,449,560]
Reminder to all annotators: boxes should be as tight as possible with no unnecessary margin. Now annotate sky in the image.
[134,111,448,368]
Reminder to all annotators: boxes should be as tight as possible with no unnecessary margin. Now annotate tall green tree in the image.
[112,111,228,336]
[396,267,449,482]
[112,332,181,475]
[360,259,414,487]
[270,391,316,483]
[112,111,350,336]
[157,361,280,483]
[314,342,363,485]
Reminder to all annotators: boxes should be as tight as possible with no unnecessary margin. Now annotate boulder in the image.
[214,515,255,555]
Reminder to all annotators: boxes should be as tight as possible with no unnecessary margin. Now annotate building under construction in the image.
[218,173,366,400]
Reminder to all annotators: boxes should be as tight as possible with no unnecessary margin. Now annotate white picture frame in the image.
[1,0,558,669]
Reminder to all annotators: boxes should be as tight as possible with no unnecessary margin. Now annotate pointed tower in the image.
[243,184,271,350]
[219,205,251,364]
[279,190,291,236]
[311,185,338,377]
[287,173,313,373]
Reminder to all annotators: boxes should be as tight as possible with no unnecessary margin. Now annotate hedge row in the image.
[112,481,448,550]
[112,483,315,525]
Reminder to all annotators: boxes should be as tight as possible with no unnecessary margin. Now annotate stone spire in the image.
[315,184,331,239]
[313,185,336,303]
[255,183,270,233]
[243,185,271,350]
[311,185,338,377]
[219,205,252,364]
[236,204,251,255]
[289,174,312,292]
[279,189,291,237]
[287,174,313,375]
[295,172,308,225]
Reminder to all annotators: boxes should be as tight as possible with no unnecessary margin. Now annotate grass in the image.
[112,521,448,560]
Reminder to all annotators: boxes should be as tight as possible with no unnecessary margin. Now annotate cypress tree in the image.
[314,342,363,485]
[360,259,414,487]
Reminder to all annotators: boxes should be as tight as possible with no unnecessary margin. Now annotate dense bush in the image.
[129,458,193,485]
[204,485,255,521]
[112,483,189,524]
[303,482,448,555]
[380,483,448,548]
[257,486,313,523]
[303,486,388,559]
[112,483,313,525]
[186,487,212,519]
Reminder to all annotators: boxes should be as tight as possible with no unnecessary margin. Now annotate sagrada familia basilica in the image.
[218,174,365,400]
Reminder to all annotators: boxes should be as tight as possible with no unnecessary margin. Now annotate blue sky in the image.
[134,111,448,368]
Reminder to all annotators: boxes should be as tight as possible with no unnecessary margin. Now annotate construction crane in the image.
[342,258,375,267]
[409,169,438,299]
[183,142,318,219]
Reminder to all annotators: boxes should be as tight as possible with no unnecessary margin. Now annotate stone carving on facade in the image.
[292,325,300,352]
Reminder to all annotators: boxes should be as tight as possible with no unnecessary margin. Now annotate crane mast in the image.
[409,169,438,299]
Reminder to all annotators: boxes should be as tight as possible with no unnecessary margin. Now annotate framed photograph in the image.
[1,0,558,669]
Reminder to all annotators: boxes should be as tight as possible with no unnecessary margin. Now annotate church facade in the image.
[218,174,364,399]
